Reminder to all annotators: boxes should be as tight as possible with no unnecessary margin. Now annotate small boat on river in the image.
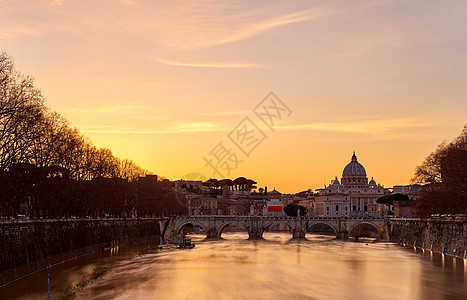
[157,236,172,249]
[178,238,195,249]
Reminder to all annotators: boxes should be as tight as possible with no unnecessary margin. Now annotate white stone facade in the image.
[314,152,385,218]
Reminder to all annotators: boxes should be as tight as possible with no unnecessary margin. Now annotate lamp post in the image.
[47,274,50,300]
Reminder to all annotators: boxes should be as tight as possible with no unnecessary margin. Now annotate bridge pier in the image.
[336,220,349,239]
[206,218,220,239]
[248,217,262,239]
[292,218,307,239]
[292,229,306,239]
[337,230,349,239]
[381,224,390,240]
[248,231,262,239]
[206,228,219,239]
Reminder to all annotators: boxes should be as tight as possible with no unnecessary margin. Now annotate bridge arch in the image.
[348,221,381,238]
[261,221,294,240]
[176,221,207,236]
[217,221,249,237]
[307,222,338,237]
[262,221,294,234]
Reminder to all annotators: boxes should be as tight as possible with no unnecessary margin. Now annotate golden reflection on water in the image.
[465,259,467,282]
[82,233,466,300]
[1,233,466,300]
[110,246,119,257]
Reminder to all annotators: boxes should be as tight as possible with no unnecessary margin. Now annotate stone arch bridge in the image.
[164,216,390,242]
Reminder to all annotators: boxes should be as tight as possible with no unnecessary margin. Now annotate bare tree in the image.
[0,52,177,218]
[412,125,467,216]
[118,158,146,182]
[0,62,46,170]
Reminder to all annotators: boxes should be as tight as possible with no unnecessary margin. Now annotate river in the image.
[1,233,466,299]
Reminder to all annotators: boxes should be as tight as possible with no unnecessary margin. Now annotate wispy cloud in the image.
[61,104,146,115]
[186,9,323,48]
[277,118,432,136]
[80,117,432,137]
[270,117,456,142]
[117,0,138,7]
[168,122,219,132]
[49,0,64,6]
[121,2,331,50]
[0,25,42,39]
[201,110,251,116]
[152,58,266,69]
[81,121,226,134]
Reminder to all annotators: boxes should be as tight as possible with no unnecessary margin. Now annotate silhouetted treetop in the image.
[412,125,467,215]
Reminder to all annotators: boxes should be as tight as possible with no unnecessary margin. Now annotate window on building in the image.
[345,207,348,211]
[336,205,339,211]
[353,205,356,211]
[364,206,368,212]
[326,207,329,211]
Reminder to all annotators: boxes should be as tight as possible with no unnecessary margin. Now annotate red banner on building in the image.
[268,205,283,212]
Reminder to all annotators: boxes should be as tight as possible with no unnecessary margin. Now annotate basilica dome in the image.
[342,152,366,177]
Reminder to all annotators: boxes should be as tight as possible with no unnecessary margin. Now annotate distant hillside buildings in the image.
[179,152,421,218]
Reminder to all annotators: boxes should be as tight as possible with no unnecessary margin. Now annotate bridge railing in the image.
[0,217,167,225]
[176,215,388,221]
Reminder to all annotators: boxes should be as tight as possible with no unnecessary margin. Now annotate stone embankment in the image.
[0,218,161,286]
[389,216,467,258]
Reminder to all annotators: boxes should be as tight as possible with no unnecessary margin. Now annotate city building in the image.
[314,152,385,217]
[299,197,315,216]
[388,185,422,217]
[264,189,286,216]
[392,185,422,200]
[393,200,415,217]
[267,189,281,201]
[187,195,218,215]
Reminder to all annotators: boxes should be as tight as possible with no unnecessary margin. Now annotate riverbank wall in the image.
[0,218,161,286]
[389,217,467,258]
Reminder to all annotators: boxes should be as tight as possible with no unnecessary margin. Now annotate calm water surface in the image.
[2,233,466,299]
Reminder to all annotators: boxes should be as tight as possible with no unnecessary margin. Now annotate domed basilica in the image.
[314,152,385,217]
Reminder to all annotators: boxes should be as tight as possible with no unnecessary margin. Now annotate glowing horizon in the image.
[1,0,466,193]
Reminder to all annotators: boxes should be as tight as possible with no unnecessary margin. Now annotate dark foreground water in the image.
[1,233,466,299]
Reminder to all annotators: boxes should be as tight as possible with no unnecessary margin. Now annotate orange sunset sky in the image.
[1,0,466,193]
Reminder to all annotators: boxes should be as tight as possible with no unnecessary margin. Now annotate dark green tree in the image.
[283,203,307,216]
[376,194,410,205]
